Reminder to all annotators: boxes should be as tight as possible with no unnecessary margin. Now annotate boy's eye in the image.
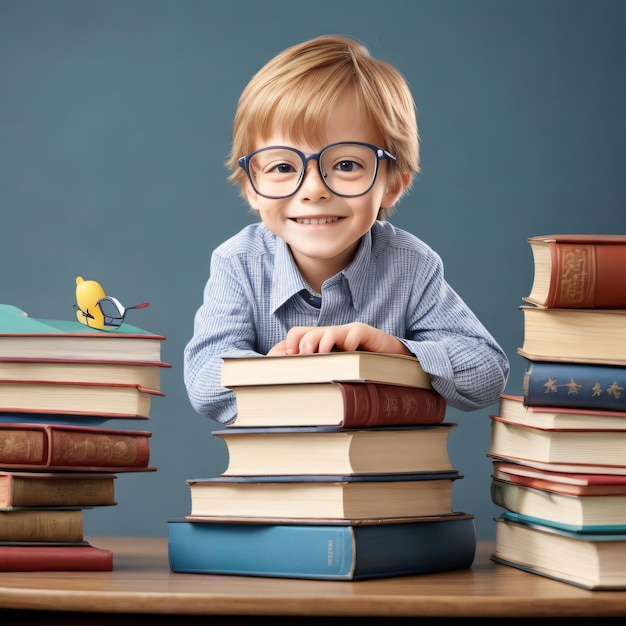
[274,162,298,174]
[334,159,362,172]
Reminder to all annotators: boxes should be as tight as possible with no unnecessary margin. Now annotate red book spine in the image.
[0,544,113,571]
[0,423,151,469]
[338,382,446,427]
[547,241,626,308]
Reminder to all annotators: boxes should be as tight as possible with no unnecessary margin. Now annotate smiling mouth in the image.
[293,217,341,225]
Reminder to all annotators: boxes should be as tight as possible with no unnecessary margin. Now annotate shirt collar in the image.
[269,228,374,313]
[270,238,309,313]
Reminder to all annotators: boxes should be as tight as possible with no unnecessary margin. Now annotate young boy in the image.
[184,35,509,425]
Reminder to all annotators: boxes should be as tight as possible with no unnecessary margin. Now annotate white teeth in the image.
[295,217,339,224]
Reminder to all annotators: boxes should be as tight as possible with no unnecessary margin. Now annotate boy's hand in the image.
[267,322,412,356]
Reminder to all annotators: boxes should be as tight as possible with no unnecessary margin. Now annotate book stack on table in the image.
[488,234,626,590]
[168,351,477,580]
[0,304,169,571]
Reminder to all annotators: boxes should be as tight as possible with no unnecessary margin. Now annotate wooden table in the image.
[0,537,625,623]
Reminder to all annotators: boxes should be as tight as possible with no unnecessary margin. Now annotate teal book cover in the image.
[499,511,626,535]
[0,304,160,337]
[168,514,476,580]
[0,305,165,362]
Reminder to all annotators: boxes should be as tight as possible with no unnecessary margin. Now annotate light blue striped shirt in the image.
[184,220,509,424]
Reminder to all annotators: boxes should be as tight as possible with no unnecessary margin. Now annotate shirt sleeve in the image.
[399,248,510,411]
[183,250,261,424]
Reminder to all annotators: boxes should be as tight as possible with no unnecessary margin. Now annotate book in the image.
[517,306,626,366]
[186,472,460,520]
[523,234,626,309]
[0,304,165,362]
[214,424,456,476]
[221,351,433,389]
[168,513,476,580]
[0,422,153,471]
[0,413,125,426]
[0,471,116,508]
[0,358,170,391]
[229,381,445,428]
[491,461,626,496]
[497,393,626,430]
[489,415,626,467]
[490,478,626,532]
[0,541,113,571]
[0,379,163,418]
[523,360,626,412]
[497,510,626,535]
[492,515,626,590]
[488,453,626,476]
[0,508,84,542]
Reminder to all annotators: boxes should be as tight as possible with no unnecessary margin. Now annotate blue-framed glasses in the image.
[238,141,396,199]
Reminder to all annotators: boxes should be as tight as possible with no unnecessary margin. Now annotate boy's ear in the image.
[381,173,411,209]
[244,180,260,211]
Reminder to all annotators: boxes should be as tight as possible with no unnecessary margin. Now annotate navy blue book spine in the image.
[523,360,626,411]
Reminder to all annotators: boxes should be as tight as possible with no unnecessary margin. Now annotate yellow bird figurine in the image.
[75,276,149,330]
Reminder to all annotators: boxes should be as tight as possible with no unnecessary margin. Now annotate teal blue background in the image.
[1,0,624,540]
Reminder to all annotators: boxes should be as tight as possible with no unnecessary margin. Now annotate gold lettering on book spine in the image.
[542,377,624,400]
[51,432,138,466]
[0,431,45,464]
[556,244,595,306]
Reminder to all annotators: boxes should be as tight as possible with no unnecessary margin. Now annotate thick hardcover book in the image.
[490,478,626,531]
[229,381,445,428]
[523,234,626,308]
[493,515,626,590]
[0,508,84,542]
[222,351,432,389]
[0,379,163,418]
[0,423,152,471]
[186,472,461,520]
[489,415,626,467]
[0,358,170,390]
[491,461,626,496]
[168,513,476,580]
[0,304,165,362]
[497,393,626,430]
[214,424,456,476]
[0,471,116,508]
[488,453,626,476]
[0,541,113,571]
[523,360,626,412]
[517,306,626,366]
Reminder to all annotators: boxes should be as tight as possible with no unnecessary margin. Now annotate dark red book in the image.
[524,234,626,308]
[229,381,445,428]
[0,422,153,471]
[0,541,113,571]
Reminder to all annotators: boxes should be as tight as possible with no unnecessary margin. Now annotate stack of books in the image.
[168,351,477,581]
[488,234,626,590]
[0,303,169,571]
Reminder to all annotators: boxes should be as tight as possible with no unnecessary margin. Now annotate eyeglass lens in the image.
[247,143,380,198]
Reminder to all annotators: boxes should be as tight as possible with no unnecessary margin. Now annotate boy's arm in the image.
[183,256,261,424]
[401,281,509,412]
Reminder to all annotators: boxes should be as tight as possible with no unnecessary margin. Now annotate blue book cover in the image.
[168,514,476,580]
[0,413,111,426]
[523,360,626,412]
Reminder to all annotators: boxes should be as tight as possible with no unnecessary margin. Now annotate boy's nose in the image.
[298,161,330,200]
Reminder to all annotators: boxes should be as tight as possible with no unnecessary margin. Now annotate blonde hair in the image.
[227,35,420,215]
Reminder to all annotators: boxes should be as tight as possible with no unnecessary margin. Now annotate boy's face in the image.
[244,92,405,284]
